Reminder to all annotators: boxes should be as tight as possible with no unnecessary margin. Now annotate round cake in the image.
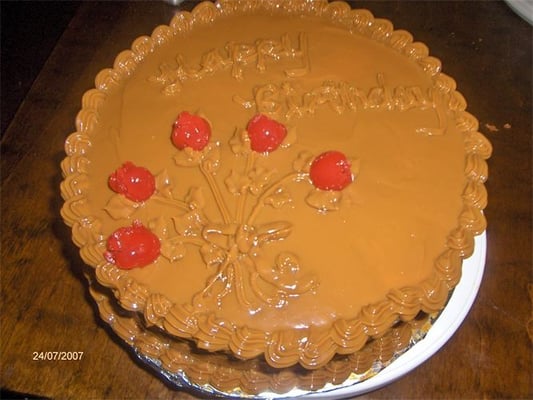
[60,0,491,394]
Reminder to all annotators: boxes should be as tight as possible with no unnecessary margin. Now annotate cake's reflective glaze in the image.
[61,0,491,371]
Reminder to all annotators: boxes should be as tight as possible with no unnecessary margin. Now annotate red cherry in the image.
[172,111,211,151]
[246,114,287,153]
[104,221,160,269]
[309,151,353,191]
[108,162,156,202]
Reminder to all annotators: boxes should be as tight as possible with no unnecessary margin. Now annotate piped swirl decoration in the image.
[61,0,491,376]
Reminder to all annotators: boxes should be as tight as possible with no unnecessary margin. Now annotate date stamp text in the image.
[32,351,84,361]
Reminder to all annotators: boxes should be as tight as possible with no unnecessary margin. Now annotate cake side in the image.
[60,0,491,370]
[86,270,432,395]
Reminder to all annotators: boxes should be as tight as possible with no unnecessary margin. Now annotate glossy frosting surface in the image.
[61,0,491,370]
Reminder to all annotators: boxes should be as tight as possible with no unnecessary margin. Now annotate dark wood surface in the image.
[1,1,531,399]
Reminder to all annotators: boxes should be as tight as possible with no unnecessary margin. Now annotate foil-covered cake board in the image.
[86,234,485,399]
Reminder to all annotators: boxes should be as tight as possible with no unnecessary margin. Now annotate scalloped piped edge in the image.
[61,0,492,371]
[86,268,436,397]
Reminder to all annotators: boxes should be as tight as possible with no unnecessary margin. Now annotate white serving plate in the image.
[504,0,533,24]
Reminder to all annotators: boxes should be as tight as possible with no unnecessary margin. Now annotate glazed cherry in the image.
[309,151,353,191]
[172,111,211,151]
[246,114,287,153]
[108,162,156,202]
[104,221,160,269]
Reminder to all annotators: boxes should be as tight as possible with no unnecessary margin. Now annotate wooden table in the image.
[1,1,531,398]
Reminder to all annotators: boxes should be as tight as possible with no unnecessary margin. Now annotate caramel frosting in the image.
[87,271,432,395]
[61,0,491,371]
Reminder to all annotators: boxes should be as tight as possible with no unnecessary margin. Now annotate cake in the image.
[60,0,491,395]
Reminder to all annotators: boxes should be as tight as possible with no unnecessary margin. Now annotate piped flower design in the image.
[103,112,355,313]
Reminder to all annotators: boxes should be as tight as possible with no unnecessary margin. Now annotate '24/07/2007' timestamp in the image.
[32,351,83,361]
